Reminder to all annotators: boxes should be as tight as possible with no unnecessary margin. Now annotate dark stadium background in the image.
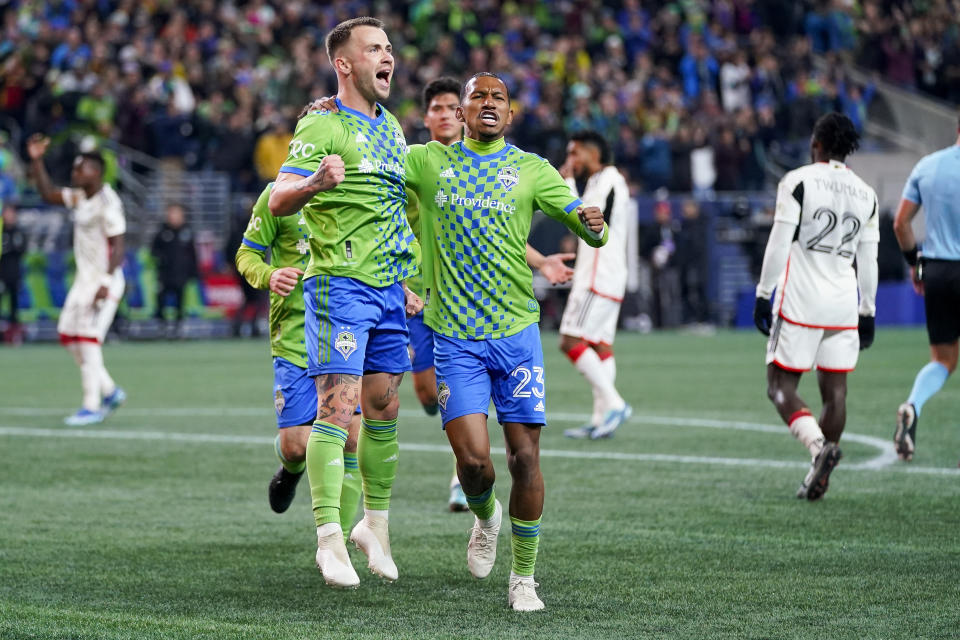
[1,0,957,342]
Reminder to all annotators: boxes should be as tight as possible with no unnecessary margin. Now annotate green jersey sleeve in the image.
[236,186,279,290]
[277,112,345,178]
[405,144,428,192]
[534,160,608,248]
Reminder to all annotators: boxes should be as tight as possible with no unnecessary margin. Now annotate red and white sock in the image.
[788,409,825,458]
[566,343,625,411]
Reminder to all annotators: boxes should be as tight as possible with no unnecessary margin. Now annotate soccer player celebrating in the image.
[890,116,960,461]
[410,77,576,510]
[268,17,420,588]
[235,173,362,533]
[753,112,879,501]
[405,72,608,611]
[556,130,634,440]
[27,134,126,426]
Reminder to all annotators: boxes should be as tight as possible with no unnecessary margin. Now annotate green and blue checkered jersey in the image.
[236,184,310,368]
[278,99,420,288]
[403,187,424,298]
[406,136,608,340]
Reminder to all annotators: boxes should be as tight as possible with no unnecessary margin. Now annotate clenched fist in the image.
[310,155,345,192]
[577,206,605,234]
[269,267,304,297]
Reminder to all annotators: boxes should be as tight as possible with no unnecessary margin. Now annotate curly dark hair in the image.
[812,112,860,160]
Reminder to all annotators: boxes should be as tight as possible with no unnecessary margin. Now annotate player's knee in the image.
[822,385,846,408]
[280,437,306,463]
[457,453,492,482]
[506,445,540,478]
[559,334,580,354]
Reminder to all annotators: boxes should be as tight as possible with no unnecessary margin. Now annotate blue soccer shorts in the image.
[433,323,546,427]
[304,275,411,377]
[273,357,317,428]
[407,311,436,373]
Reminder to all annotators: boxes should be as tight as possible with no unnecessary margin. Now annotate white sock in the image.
[788,413,825,458]
[77,342,104,411]
[317,522,342,538]
[590,385,604,426]
[364,508,388,521]
[573,348,624,410]
[99,364,117,397]
[602,355,617,384]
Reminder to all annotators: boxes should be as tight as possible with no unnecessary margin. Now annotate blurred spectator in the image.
[0,204,26,342]
[676,199,710,325]
[226,208,263,338]
[641,198,682,328]
[253,114,293,185]
[151,204,198,338]
[2,0,953,197]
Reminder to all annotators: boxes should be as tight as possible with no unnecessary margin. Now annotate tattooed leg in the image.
[314,373,361,429]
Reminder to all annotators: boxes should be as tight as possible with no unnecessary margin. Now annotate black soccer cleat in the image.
[796,442,842,501]
[268,466,304,513]
[894,403,917,462]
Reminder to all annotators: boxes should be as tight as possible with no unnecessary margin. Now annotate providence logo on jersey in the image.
[433,189,516,213]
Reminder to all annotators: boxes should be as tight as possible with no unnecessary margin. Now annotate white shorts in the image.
[57,275,124,343]
[559,288,621,346]
[766,316,859,373]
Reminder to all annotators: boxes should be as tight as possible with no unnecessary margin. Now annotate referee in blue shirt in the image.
[892,113,960,461]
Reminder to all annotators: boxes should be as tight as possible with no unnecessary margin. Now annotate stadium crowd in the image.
[2,0,956,202]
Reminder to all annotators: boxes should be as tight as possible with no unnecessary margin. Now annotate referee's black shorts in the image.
[922,258,960,344]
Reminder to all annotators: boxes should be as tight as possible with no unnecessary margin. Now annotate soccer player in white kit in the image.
[27,135,127,426]
[558,131,634,440]
[753,113,879,500]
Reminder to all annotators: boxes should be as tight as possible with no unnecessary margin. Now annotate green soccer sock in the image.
[306,421,347,527]
[510,516,541,577]
[274,434,306,474]
[464,486,497,522]
[340,451,362,533]
[358,418,399,511]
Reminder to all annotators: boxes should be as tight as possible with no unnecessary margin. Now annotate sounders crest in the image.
[437,381,451,411]
[497,166,519,190]
[335,330,357,360]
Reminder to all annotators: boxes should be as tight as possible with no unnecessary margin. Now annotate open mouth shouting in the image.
[375,66,392,92]
[479,109,499,126]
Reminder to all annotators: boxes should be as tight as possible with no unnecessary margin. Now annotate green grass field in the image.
[2,329,959,639]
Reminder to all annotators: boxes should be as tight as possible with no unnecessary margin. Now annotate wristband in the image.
[902,246,918,267]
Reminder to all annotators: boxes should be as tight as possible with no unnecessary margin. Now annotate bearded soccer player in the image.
[557,130,634,440]
[754,113,879,501]
[405,73,608,611]
[27,135,126,426]
[268,17,421,588]
[410,77,575,511]
[235,170,362,533]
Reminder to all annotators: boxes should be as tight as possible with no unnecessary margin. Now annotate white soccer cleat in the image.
[316,525,360,588]
[590,403,633,439]
[563,423,596,439]
[508,572,545,611]
[349,515,398,582]
[467,499,502,579]
[64,408,104,427]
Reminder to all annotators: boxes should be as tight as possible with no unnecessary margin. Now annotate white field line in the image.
[0,407,956,476]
